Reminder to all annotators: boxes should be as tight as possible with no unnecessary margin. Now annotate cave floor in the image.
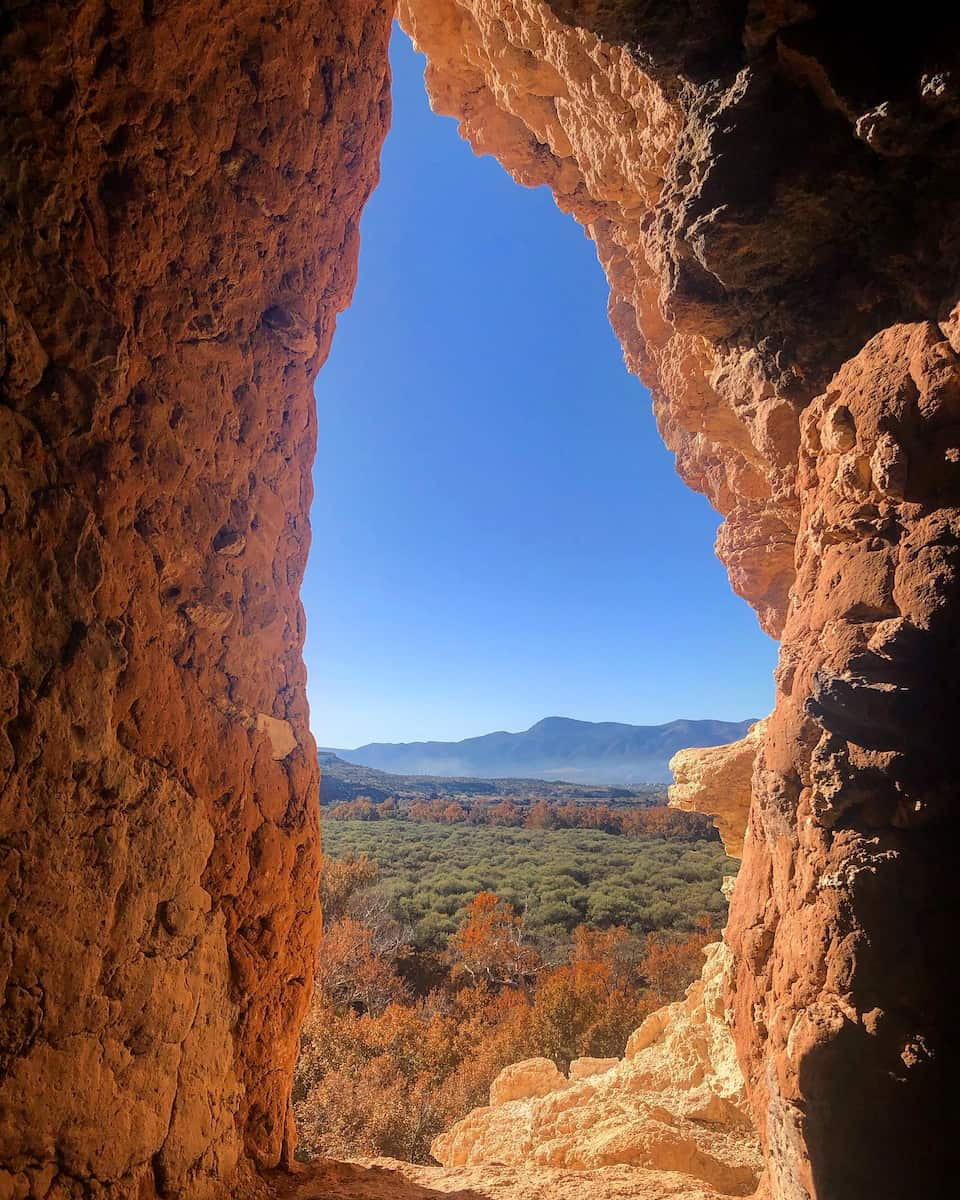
[262,1159,734,1199]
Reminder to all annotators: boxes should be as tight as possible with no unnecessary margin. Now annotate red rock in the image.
[3,3,959,1198]
[0,1,391,1192]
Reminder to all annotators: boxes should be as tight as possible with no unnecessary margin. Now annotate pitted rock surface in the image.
[3,3,960,1199]
[397,4,960,1196]
[1,1,391,1194]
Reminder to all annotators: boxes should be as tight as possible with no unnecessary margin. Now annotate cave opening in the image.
[291,19,774,1174]
[304,24,776,755]
[2,2,957,1197]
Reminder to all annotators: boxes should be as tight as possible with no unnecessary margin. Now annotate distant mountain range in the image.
[317,751,662,806]
[330,716,756,785]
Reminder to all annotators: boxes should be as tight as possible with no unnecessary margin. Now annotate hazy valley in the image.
[329,715,756,785]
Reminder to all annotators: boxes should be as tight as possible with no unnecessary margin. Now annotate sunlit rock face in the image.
[431,941,762,1196]
[729,322,960,1200]
[3,2,960,1199]
[0,1,391,1195]
[669,721,765,858]
[399,2,960,1197]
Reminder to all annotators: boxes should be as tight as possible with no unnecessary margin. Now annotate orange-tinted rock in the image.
[669,721,765,858]
[398,6,960,1197]
[488,1057,569,1105]
[568,1055,619,1081]
[727,323,960,1199]
[265,1158,747,1200]
[431,943,761,1194]
[0,1,391,1195]
[4,3,960,1199]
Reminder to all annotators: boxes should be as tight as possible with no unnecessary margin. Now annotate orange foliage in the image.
[319,851,378,924]
[313,916,409,1015]
[485,799,522,826]
[640,915,714,1004]
[326,794,716,840]
[447,891,540,987]
[295,884,714,1164]
[524,799,558,829]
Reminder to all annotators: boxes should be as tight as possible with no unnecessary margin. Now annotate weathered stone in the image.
[432,943,761,1195]
[396,6,960,1197]
[3,3,960,1199]
[727,323,960,1200]
[256,714,299,762]
[669,722,765,858]
[0,1,391,1194]
[265,1157,748,1200]
[568,1056,618,1081]
[489,1057,569,1105]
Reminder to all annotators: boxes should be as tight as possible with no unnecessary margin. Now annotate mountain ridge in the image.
[332,715,757,785]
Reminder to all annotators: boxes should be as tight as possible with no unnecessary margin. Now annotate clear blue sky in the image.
[303,26,777,749]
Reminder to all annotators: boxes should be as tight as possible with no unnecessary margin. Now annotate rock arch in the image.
[1,3,957,1198]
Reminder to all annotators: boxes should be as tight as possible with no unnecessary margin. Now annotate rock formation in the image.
[669,722,766,858]
[2,2,958,1199]
[431,942,761,1196]
[396,4,960,1196]
[267,1157,751,1200]
[487,1057,569,1105]
[1,2,391,1195]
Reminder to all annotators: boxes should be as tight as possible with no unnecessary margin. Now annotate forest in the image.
[294,817,736,1162]
[321,818,733,946]
[325,791,715,838]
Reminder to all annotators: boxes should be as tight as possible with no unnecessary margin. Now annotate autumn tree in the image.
[486,799,521,826]
[447,892,540,988]
[314,917,408,1015]
[320,851,378,925]
[555,801,581,828]
[525,799,559,830]
[571,923,645,989]
[640,916,714,1004]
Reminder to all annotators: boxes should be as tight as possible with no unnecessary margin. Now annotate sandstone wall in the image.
[0,3,391,1196]
[3,2,960,1199]
[727,321,960,1199]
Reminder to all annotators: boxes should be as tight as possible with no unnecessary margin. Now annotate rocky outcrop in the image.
[568,1055,619,1081]
[488,1057,569,1105]
[4,3,960,1199]
[669,721,766,857]
[726,321,960,1200]
[431,942,761,1196]
[1,2,391,1196]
